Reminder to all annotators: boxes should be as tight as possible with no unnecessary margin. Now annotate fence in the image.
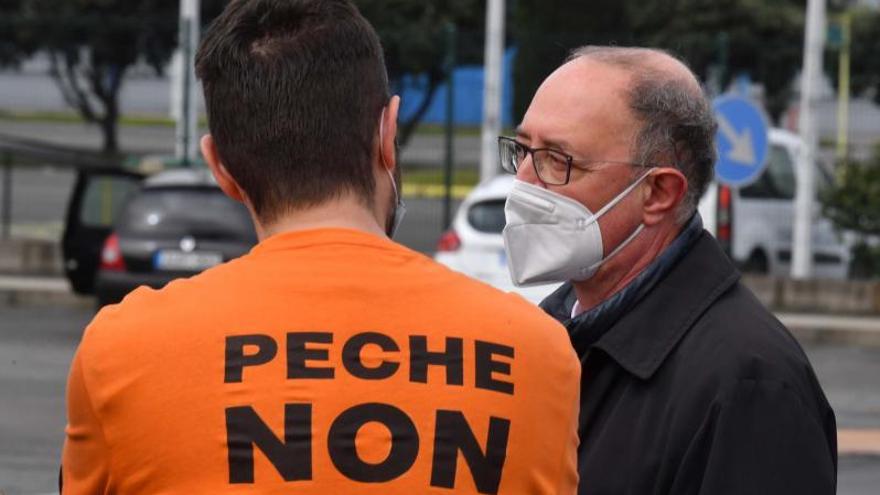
[0,131,462,262]
[0,134,123,239]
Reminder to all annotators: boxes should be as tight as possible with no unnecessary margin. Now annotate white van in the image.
[698,128,851,279]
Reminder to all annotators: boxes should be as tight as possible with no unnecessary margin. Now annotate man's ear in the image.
[379,95,401,172]
[642,167,688,226]
[201,134,245,203]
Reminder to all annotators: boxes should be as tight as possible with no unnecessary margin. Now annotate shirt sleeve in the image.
[61,349,111,494]
[673,378,837,495]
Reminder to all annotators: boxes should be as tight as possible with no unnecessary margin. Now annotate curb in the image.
[0,276,92,308]
[781,313,880,348]
[839,429,880,457]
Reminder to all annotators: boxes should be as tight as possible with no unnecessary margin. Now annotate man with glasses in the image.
[499,46,836,494]
[60,1,581,493]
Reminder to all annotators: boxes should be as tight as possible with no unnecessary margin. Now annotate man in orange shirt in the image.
[61,0,580,493]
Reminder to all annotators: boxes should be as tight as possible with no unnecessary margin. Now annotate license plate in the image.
[154,250,223,271]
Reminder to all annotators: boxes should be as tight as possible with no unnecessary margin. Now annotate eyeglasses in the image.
[497,136,651,186]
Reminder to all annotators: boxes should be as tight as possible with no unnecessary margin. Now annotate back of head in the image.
[196,0,390,223]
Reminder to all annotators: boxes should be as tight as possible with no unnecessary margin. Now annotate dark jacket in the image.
[541,231,837,495]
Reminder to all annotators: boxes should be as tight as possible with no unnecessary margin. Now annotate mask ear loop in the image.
[580,167,654,275]
[378,107,387,169]
[378,107,401,204]
[589,168,654,221]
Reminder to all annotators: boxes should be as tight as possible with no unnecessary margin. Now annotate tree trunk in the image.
[97,66,124,156]
[397,77,441,147]
[101,114,119,155]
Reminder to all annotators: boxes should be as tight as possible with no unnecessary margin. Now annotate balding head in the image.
[566,46,717,221]
[569,46,702,93]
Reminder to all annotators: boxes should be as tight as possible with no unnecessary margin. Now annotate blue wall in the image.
[397,48,516,127]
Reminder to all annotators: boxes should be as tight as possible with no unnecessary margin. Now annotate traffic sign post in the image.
[712,95,770,187]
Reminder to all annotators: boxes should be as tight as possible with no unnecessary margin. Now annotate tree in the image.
[512,0,805,122]
[511,0,632,122]
[821,145,880,278]
[822,148,880,237]
[0,0,33,66]
[0,0,481,153]
[3,0,226,154]
[355,0,485,145]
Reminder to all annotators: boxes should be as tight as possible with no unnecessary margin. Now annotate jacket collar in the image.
[594,233,740,379]
[543,231,740,380]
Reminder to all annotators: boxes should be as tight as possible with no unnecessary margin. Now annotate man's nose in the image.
[515,155,543,186]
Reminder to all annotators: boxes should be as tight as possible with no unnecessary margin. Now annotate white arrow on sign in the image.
[717,114,757,165]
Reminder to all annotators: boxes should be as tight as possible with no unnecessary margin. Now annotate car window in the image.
[467,199,506,234]
[79,176,142,227]
[740,144,796,200]
[118,187,256,240]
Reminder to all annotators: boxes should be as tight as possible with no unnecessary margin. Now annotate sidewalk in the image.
[0,274,89,307]
[779,313,880,347]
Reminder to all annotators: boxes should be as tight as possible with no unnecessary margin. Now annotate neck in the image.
[572,222,681,313]
[254,195,387,241]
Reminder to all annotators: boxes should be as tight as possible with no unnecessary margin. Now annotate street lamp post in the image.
[479,0,505,183]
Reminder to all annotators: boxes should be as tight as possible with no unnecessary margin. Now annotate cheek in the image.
[597,196,635,228]
[564,177,623,214]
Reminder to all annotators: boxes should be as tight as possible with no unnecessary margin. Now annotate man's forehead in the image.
[520,59,636,152]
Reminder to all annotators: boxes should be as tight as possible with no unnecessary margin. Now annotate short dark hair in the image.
[196,0,390,222]
[568,46,717,221]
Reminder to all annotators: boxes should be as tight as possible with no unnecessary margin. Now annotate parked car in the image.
[434,175,560,304]
[435,128,852,304]
[94,168,257,306]
[62,156,206,295]
[62,167,145,294]
[698,128,851,278]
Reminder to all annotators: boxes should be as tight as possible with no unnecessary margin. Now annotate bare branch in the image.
[48,49,99,123]
[397,75,442,146]
[48,51,81,112]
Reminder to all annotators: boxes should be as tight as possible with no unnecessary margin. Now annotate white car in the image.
[434,174,560,304]
[435,129,852,303]
[698,128,851,279]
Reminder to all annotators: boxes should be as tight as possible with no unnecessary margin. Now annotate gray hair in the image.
[568,46,718,222]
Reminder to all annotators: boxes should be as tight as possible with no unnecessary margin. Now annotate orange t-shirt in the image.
[63,228,580,494]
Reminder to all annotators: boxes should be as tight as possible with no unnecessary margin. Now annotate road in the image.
[0,303,879,495]
[0,305,89,495]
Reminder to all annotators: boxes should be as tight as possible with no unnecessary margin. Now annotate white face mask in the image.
[379,106,406,238]
[502,171,651,286]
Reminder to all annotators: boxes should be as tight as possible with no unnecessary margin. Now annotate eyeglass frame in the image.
[497,136,653,186]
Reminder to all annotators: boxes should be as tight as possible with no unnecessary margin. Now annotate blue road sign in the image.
[712,95,770,187]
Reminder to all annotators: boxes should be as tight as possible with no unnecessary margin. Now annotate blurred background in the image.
[1,0,879,494]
